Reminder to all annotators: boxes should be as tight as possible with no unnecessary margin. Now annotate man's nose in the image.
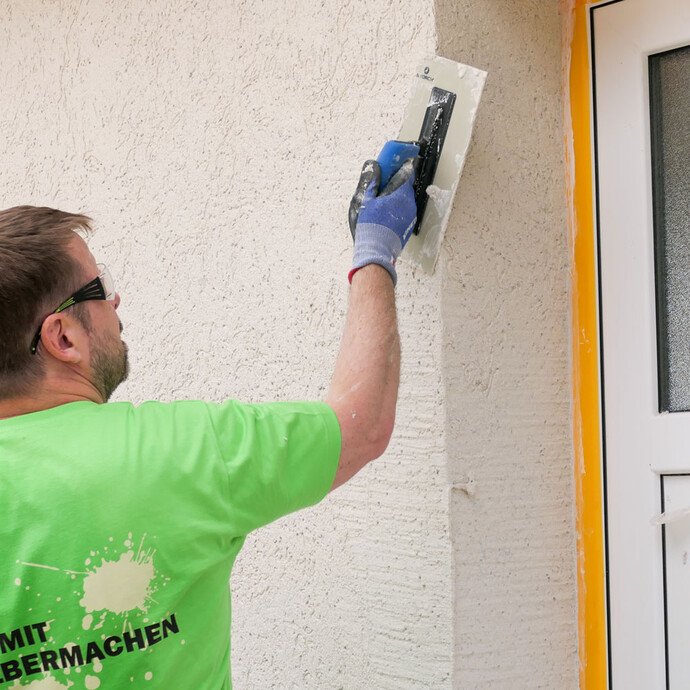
[112,292,121,310]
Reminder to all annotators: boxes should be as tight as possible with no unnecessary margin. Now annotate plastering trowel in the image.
[358,56,487,274]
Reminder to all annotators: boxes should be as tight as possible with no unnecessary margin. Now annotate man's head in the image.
[0,206,128,404]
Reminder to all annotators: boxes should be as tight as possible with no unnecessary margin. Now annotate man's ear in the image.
[39,312,86,364]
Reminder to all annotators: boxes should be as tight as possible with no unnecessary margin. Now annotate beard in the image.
[90,330,129,402]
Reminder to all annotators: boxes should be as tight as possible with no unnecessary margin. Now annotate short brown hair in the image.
[0,206,94,399]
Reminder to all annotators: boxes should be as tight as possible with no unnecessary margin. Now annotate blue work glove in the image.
[347,156,417,286]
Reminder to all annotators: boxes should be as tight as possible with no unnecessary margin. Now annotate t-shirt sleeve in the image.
[202,400,341,536]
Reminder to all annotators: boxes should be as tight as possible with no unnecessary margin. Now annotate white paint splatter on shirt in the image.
[10,675,74,688]
[79,550,155,616]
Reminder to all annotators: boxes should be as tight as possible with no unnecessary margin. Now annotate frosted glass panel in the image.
[650,45,690,412]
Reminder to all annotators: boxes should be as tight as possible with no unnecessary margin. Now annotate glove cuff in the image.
[350,223,401,286]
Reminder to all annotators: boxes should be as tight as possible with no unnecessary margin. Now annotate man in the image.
[0,152,416,688]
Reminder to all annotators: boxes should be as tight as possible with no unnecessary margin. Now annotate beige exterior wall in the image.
[1,1,576,688]
[437,1,578,687]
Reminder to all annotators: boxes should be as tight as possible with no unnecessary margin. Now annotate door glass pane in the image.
[650,45,690,412]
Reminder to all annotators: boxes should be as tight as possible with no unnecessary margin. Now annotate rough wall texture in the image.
[434,2,578,687]
[0,1,451,689]
[1,1,576,688]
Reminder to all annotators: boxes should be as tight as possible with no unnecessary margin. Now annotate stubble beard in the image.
[91,332,129,402]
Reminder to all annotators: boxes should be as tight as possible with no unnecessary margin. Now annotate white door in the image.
[594,0,690,686]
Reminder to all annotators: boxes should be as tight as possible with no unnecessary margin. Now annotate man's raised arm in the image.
[326,153,417,491]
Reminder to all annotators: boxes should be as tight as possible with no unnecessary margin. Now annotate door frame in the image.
[567,0,690,686]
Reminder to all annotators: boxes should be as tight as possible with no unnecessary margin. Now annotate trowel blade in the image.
[399,56,487,274]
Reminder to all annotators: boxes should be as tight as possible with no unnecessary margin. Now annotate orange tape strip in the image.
[563,1,608,687]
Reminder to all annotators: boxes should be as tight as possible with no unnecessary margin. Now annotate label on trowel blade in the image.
[399,56,487,274]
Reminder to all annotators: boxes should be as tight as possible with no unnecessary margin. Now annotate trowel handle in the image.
[377,140,420,190]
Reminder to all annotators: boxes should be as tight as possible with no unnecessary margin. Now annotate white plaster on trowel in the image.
[426,185,452,216]
[84,676,101,689]
[400,55,487,274]
[80,550,155,615]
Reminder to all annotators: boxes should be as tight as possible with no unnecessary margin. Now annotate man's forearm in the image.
[326,265,400,489]
[326,150,415,491]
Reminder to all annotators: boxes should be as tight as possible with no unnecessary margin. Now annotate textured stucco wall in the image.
[0,2,452,688]
[435,2,578,687]
[1,1,576,688]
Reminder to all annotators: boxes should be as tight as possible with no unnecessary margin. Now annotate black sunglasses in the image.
[30,274,110,355]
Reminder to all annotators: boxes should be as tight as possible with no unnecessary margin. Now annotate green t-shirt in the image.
[0,399,341,689]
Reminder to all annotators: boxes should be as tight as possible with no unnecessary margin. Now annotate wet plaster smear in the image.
[0,0,575,688]
[436,1,577,687]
